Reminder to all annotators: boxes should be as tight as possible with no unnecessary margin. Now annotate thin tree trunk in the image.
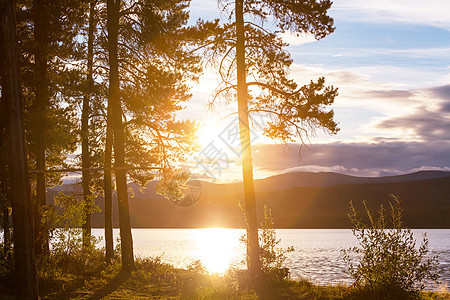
[33,0,49,256]
[235,0,261,279]
[107,0,134,271]
[104,105,114,262]
[0,0,39,297]
[82,0,96,248]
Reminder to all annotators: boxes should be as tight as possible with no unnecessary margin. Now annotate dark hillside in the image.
[47,172,450,228]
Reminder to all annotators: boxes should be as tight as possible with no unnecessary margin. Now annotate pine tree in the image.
[0,0,39,296]
[32,0,50,256]
[104,0,216,270]
[81,0,96,248]
[106,0,135,270]
[104,105,114,262]
[116,0,207,197]
[15,0,84,256]
[208,0,338,279]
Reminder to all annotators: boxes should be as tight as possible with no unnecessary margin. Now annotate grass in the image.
[38,259,347,299]
[1,255,448,299]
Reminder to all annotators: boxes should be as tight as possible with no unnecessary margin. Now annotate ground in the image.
[1,257,448,299]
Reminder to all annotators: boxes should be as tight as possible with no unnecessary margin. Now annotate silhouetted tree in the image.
[208,0,338,279]
[14,0,83,257]
[115,0,207,197]
[52,0,109,256]
[106,0,135,271]
[0,0,39,296]
[81,0,96,248]
[32,0,50,256]
[104,105,114,262]
[104,0,216,270]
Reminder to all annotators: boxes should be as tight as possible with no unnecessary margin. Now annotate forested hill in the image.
[49,171,450,228]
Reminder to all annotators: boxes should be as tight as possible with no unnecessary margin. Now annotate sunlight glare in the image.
[197,120,222,149]
[194,228,242,275]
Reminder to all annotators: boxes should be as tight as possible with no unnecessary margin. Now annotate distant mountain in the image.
[47,171,450,228]
[256,170,450,190]
[192,170,450,195]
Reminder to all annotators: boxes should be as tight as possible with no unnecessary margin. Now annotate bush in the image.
[342,195,440,299]
[240,205,293,286]
[40,192,103,277]
[258,206,294,283]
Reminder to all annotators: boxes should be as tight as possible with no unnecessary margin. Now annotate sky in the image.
[179,0,450,182]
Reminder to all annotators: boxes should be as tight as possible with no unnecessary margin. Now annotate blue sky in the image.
[181,0,450,181]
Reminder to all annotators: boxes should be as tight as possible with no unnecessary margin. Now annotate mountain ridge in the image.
[197,170,450,193]
[47,170,450,228]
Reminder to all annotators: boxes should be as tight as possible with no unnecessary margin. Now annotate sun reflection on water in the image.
[194,228,243,274]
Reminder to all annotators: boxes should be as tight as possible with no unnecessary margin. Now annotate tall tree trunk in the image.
[82,0,96,248]
[235,0,261,279]
[104,105,114,262]
[33,0,49,256]
[0,0,39,297]
[107,0,135,271]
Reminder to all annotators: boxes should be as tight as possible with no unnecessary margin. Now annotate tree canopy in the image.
[211,0,339,143]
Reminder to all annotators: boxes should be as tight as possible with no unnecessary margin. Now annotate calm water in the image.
[92,228,450,290]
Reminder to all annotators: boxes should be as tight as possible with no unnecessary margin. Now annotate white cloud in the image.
[289,63,444,90]
[278,31,317,46]
[319,47,450,63]
[278,164,379,177]
[407,166,450,173]
[331,0,450,30]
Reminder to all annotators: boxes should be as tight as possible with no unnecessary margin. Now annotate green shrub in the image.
[342,195,440,299]
[259,205,294,283]
[40,192,103,277]
[240,205,293,286]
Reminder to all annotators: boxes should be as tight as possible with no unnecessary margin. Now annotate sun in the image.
[197,120,224,149]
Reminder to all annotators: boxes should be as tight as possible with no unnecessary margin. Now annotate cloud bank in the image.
[252,141,450,177]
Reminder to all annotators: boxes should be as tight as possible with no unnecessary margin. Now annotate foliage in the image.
[240,205,294,284]
[1,251,448,299]
[207,0,339,143]
[40,192,102,275]
[155,168,191,204]
[100,0,211,202]
[342,196,441,299]
[0,243,13,281]
[258,205,294,283]
[259,206,292,270]
[16,0,83,187]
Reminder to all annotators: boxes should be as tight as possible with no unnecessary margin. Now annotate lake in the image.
[91,228,450,290]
